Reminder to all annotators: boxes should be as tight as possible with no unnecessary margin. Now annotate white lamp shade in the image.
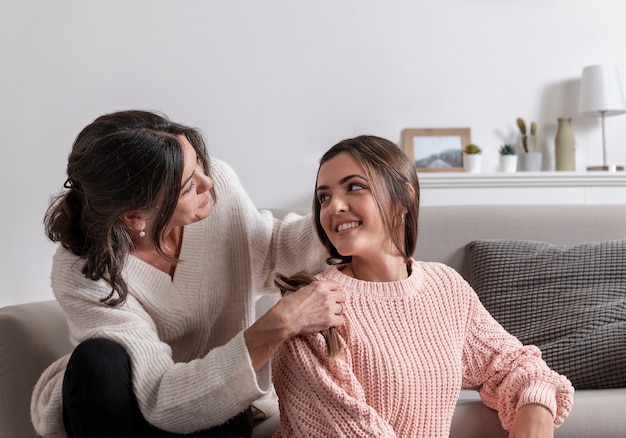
[579,64,626,117]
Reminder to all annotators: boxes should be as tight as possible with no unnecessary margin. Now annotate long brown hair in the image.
[274,271,343,358]
[45,110,214,306]
[313,135,420,265]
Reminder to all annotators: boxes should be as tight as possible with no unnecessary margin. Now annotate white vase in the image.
[499,155,518,173]
[463,153,482,173]
[521,152,542,171]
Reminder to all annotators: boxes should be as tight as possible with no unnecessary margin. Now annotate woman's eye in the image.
[348,183,365,191]
[183,181,195,195]
[318,193,330,203]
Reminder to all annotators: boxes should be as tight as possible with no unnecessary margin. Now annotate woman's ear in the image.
[119,211,146,233]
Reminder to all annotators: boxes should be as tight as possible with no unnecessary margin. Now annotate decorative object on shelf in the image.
[516,117,542,171]
[402,127,470,172]
[463,143,482,173]
[578,64,626,171]
[498,144,518,173]
[521,152,542,171]
[554,117,576,171]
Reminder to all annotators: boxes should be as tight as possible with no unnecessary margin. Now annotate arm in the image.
[209,160,344,370]
[245,278,345,371]
[508,404,555,438]
[50,254,267,435]
[208,160,327,294]
[272,331,397,437]
[461,290,574,431]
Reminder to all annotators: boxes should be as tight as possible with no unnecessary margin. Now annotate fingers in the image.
[282,279,346,334]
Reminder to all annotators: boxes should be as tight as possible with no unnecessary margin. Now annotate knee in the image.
[65,338,130,385]
[70,337,127,364]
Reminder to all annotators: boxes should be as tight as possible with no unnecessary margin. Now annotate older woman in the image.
[31,110,345,438]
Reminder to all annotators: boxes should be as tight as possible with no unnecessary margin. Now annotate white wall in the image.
[3,0,626,306]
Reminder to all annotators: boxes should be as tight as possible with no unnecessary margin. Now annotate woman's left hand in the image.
[508,404,554,438]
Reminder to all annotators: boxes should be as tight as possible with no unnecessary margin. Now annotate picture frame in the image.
[402,127,471,172]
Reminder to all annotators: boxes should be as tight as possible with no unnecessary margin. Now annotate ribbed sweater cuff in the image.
[517,380,557,420]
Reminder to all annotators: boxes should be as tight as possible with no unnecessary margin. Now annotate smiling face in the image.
[316,151,398,262]
[166,135,214,229]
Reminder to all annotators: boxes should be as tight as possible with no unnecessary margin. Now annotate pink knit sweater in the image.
[272,261,573,437]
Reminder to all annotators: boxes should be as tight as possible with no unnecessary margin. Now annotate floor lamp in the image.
[578,65,626,171]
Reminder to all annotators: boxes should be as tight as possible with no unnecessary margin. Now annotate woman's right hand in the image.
[244,279,345,371]
[276,279,345,336]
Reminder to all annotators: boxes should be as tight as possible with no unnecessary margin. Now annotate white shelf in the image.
[418,171,626,189]
[417,171,626,206]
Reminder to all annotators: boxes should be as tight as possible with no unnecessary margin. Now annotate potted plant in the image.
[463,143,482,173]
[498,144,517,172]
[516,118,542,171]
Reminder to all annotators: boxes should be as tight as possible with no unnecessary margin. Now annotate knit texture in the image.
[467,238,626,389]
[272,262,573,437]
[30,159,326,437]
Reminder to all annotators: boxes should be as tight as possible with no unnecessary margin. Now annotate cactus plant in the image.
[499,144,516,155]
[516,117,538,153]
[464,144,481,154]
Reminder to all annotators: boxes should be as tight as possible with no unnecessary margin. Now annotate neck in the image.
[130,226,184,278]
[343,255,409,282]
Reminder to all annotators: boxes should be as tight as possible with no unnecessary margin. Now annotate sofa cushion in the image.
[466,239,626,390]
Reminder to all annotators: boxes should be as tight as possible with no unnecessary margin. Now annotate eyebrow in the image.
[316,174,367,192]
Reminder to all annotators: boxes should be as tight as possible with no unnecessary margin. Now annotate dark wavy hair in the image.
[44,110,214,305]
[313,135,420,265]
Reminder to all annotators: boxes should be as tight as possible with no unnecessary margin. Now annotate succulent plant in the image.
[464,144,481,154]
[499,144,516,155]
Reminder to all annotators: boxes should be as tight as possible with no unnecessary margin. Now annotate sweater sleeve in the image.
[39,270,266,435]
[208,160,327,294]
[461,289,574,430]
[272,332,397,438]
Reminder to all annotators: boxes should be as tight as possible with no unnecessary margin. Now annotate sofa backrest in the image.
[415,204,626,280]
[274,204,626,281]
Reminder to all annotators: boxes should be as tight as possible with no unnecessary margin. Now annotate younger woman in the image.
[272,135,573,437]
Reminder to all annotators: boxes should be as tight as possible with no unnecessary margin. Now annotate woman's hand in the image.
[277,279,345,335]
[508,404,554,438]
[244,279,345,371]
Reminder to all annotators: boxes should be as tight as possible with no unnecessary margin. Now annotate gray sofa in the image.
[1,204,625,437]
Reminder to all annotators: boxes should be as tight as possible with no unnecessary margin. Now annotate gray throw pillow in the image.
[467,239,626,390]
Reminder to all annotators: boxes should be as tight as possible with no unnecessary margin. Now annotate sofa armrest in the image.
[0,300,72,438]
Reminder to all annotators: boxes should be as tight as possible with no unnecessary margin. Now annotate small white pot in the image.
[463,153,482,173]
[499,155,518,173]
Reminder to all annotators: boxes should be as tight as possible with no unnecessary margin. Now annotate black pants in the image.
[62,338,253,438]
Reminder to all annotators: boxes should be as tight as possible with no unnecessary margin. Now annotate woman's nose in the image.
[329,194,347,214]
[197,169,213,193]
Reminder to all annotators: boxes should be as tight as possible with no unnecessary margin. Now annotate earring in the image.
[139,228,146,238]
[401,213,405,224]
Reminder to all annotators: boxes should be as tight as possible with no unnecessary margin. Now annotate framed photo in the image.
[402,128,471,172]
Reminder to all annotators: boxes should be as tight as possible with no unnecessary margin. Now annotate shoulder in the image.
[51,247,124,306]
[208,158,255,215]
[315,265,341,281]
[413,260,474,299]
[415,260,464,281]
[209,158,241,190]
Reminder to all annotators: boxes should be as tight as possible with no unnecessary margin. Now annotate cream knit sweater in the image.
[272,262,574,438]
[30,159,326,437]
